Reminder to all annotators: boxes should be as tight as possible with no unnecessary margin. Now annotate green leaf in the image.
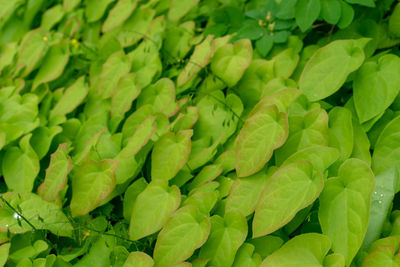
[50,76,88,121]
[362,246,400,267]
[318,158,375,265]
[37,143,72,203]
[255,35,273,57]
[136,78,177,117]
[362,167,398,251]
[129,180,181,240]
[389,3,400,38]
[0,192,73,237]
[211,39,253,87]
[74,237,111,267]
[2,134,39,192]
[30,126,62,159]
[168,0,199,22]
[63,0,80,12]
[345,0,375,7]
[275,108,329,165]
[295,0,321,32]
[85,0,116,22]
[232,243,262,267]
[353,54,400,123]
[151,130,193,181]
[324,253,345,267]
[320,0,341,25]
[177,35,215,87]
[199,212,248,267]
[32,40,70,90]
[123,177,147,221]
[102,0,137,32]
[260,233,331,266]
[0,243,10,267]
[372,115,400,180]
[153,205,210,267]
[281,145,339,172]
[225,169,269,216]
[235,105,288,177]
[70,159,117,217]
[123,252,154,267]
[253,161,323,237]
[41,4,65,31]
[337,1,354,29]
[187,164,222,191]
[299,39,369,101]
[15,28,47,77]
[96,51,131,99]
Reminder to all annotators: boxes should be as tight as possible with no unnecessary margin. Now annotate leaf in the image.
[63,0,80,12]
[168,0,199,22]
[345,0,375,7]
[225,169,269,216]
[85,0,116,22]
[362,246,400,267]
[74,237,111,267]
[255,35,273,57]
[102,0,138,32]
[178,35,215,87]
[129,180,181,240]
[0,192,73,237]
[232,243,262,267]
[41,4,65,31]
[0,243,10,267]
[32,40,70,90]
[353,54,400,123]
[37,143,72,203]
[320,0,341,25]
[235,105,288,177]
[187,164,222,191]
[123,177,147,221]
[253,161,323,237]
[123,252,154,267]
[151,130,193,181]
[211,39,253,87]
[318,158,375,265]
[299,39,369,101]
[362,167,398,250]
[136,78,177,117]
[324,254,345,267]
[15,28,47,77]
[70,159,117,217]
[2,134,39,192]
[50,76,88,120]
[153,205,210,267]
[199,212,248,267]
[337,1,354,29]
[295,0,321,32]
[275,108,329,165]
[372,115,400,180]
[96,51,131,99]
[281,145,339,172]
[260,233,331,267]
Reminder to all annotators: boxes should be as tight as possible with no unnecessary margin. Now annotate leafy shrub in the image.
[1,0,400,266]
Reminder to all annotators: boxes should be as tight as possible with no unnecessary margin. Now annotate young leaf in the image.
[102,0,137,32]
[153,205,211,267]
[0,192,73,237]
[123,251,154,267]
[70,159,117,217]
[318,158,375,265]
[168,0,199,22]
[353,54,400,123]
[235,105,288,177]
[225,169,269,216]
[151,130,193,181]
[2,134,39,192]
[232,243,262,267]
[211,39,253,87]
[37,143,72,203]
[85,0,116,22]
[129,180,181,240]
[320,0,341,25]
[260,233,331,266]
[299,39,369,101]
[199,212,248,267]
[253,161,323,237]
[362,246,400,267]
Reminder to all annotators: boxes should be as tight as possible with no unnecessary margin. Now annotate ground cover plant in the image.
[2,0,400,266]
